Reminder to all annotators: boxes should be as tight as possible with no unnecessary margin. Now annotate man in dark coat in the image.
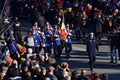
[73,11,82,40]
[93,10,104,41]
[86,32,98,71]
[110,31,120,64]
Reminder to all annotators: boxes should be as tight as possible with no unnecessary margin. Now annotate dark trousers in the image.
[65,43,72,58]
[88,53,96,71]
[75,29,81,40]
[95,32,102,41]
[81,25,87,37]
[53,45,62,59]
[45,46,52,55]
[35,47,40,54]
[35,44,42,54]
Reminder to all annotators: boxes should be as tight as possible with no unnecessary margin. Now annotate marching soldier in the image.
[44,28,53,56]
[65,25,72,59]
[33,32,42,54]
[53,26,62,60]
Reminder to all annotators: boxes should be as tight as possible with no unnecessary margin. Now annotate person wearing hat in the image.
[53,26,62,60]
[44,28,53,57]
[32,22,39,34]
[65,25,72,59]
[33,31,42,55]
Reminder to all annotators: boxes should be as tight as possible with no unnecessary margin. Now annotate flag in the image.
[17,44,26,53]
[17,44,22,50]
[60,17,68,41]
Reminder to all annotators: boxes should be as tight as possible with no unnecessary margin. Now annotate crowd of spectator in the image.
[1,0,120,80]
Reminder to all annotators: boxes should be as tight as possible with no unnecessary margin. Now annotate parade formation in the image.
[0,0,120,80]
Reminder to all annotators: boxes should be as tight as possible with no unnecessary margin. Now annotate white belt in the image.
[55,38,60,40]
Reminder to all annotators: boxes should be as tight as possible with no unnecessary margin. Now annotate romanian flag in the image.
[17,44,26,53]
[60,18,68,41]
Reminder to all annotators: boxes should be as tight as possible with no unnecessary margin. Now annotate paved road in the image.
[59,43,120,80]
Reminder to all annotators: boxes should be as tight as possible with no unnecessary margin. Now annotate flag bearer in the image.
[65,24,72,59]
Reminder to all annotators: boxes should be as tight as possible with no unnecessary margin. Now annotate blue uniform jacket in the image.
[34,33,41,47]
[53,32,61,46]
[45,32,52,46]
[8,41,18,55]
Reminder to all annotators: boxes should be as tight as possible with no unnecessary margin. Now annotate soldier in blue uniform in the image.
[53,26,62,60]
[44,28,53,56]
[65,25,72,59]
[33,32,42,54]
[86,32,98,72]
[39,29,46,56]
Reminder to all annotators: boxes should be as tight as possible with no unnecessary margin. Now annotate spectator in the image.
[77,69,89,80]
[61,62,71,80]
[45,77,51,80]
[0,42,7,59]
[81,11,87,38]
[73,11,82,40]
[4,60,22,80]
[110,32,119,64]
[0,67,7,80]
[102,73,108,80]
[93,9,104,42]
[25,32,35,52]
[93,72,101,80]
[13,17,21,44]
[47,66,58,80]
[39,67,47,80]
[23,71,32,80]
[90,71,100,80]
[71,70,79,80]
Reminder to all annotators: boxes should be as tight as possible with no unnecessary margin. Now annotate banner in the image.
[60,17,68,40]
